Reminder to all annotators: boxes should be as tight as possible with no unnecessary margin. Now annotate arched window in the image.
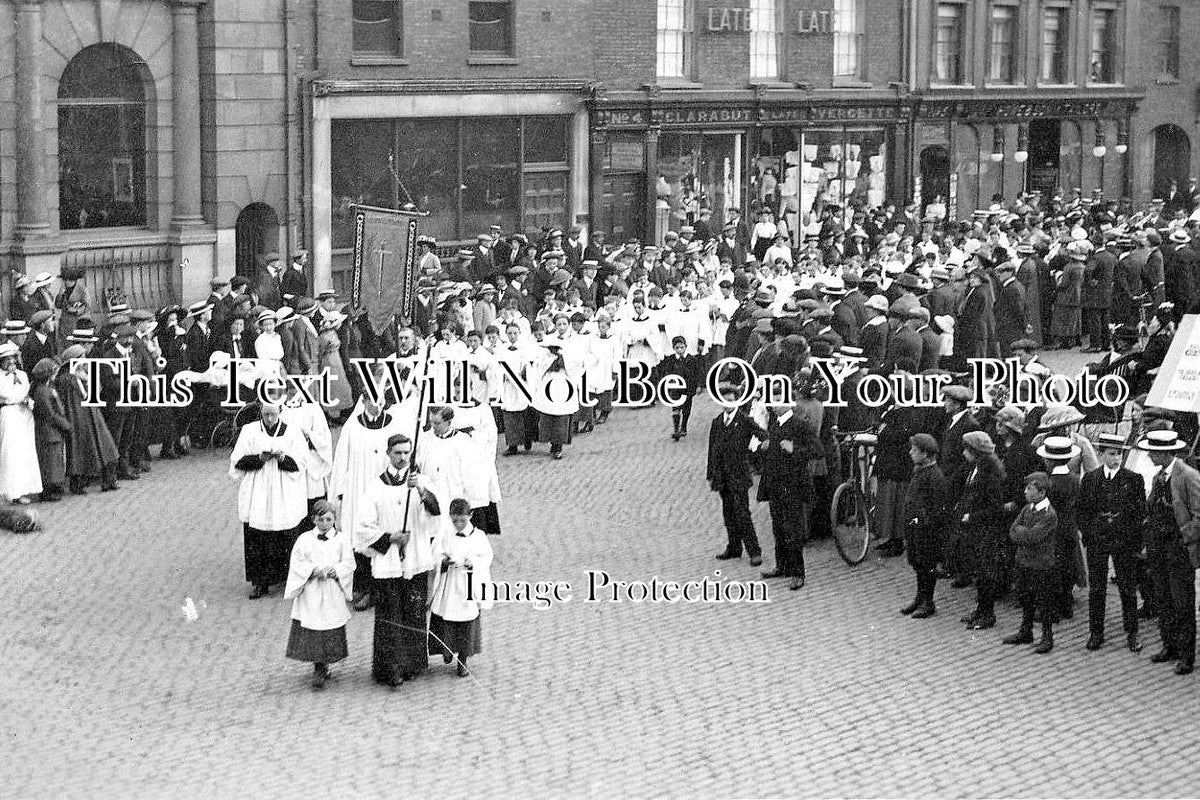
[58,44,148,230]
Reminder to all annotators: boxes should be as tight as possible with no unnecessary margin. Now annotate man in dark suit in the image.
[255,252,285,311]
[884,310,922,373]
[1163,229,1195,323]
[1081,238,1115,352]
[860,295,890,371]
[282,251,309,300]
[583,231,607,264]
[292,297,321,375]
[911,307,941,372]
[715,222,745,266]
[470,234,496,283]
[993,261,1027,357]
[756,390,823,591]
[938,384,980,484]
[95,318,139,479]
[569,260,601,309]
[1139,429,1200,675]
[707,397,765,566]
[503,265,535,319]
[1078,434,1149,653]
[563,225,586,273]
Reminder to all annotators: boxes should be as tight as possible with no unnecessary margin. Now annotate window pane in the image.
[57,45,147,230]
[989,6,1016,82]
[657,0,689,78]
[1090,9,1116,82]
[750,0,778,79]
[462,118,519,236]
[1160,6,1181,77]
[523,172,569,234]
[935,4,963,83]
[1040,7,1067,83]
[395,119,459,242]
[524,117,568,163]
[330,120,393,248]
[469,1,512,53]
[352,0,401,54]
[834,0,863,78]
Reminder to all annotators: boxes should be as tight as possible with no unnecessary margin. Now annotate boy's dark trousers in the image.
[719,487,761,559]
[1017,567,1054,638]
[671,394,695,435]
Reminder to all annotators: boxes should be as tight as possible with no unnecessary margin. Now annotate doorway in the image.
[918,145,951,215]
[1153,124,1191,201]
[1027,120,1061,197]
[235,203,280,278]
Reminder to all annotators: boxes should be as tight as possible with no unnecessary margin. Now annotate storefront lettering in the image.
[597,109,647,127]
[921,99,1120,120]
[797,10,834,33]
[652,107,755,125]
[808,105,896,121]
[706,7,753,32]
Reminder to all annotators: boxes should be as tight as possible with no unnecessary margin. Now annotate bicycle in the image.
[830,429,878,566]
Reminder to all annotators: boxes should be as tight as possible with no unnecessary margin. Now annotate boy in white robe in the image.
[429,498,494,677]
[496,322,533,454]
[281,388,333,515]
[284,500,355,689]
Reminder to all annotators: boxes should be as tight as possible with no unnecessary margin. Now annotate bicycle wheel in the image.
[831,480,871,566]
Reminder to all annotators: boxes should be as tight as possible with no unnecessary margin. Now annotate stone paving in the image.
[1,348,1197,798]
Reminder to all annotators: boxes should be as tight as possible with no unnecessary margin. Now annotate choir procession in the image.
[3,188,1199,694]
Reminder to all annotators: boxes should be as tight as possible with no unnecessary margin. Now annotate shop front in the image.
[911,96,1140,220]
[311,80,592,294]
[591,96,910,247]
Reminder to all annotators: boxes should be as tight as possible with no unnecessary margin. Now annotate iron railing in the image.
[60,245,178,314]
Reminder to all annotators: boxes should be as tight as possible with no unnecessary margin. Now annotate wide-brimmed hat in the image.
[188,300,214,317]
[274,307,295,324]
[0,341,20,359]
[1038,404,1086,431]
[31,272,55,289]
[1169,229,1192,243]
[1095,433,1129,451]
[257,309,277,324]
[1137,429,1187,451]
[1,320,31,336]
[1036,435,1081,460]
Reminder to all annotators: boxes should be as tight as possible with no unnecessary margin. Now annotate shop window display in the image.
[656,133,741,240]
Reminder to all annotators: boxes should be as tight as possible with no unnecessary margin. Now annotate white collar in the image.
[1104,465,1120,480]
[775,409,793,425]
[1050,464,1071,475]
[1033,497,1051,512]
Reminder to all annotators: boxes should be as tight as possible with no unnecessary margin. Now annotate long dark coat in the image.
[55,373,119,477]
[951,457,1009,582]
[31,381,71,486]
[757,413,821,504]
[904,462,950,570]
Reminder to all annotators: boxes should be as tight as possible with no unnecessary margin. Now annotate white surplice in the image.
[430,525,494,622]
[353,469,447,580]
[228,420,310,531]
[281,396,332,500]
[328,409,408,534]
[284,527,355,630]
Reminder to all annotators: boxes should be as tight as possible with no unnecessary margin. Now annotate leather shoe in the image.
[900,599,921,615]
[788,576,805,591]
[1174,661,1195,676]
[950,575,973,588]
[1033,638,1054,654]
[969,615,995,630]
[552,451,563,460]
[761,569,784,579]
[959,611,977,625]
[502,447,519,456]
[248,584,269,599]
[715,551,740,560]
[1127,633,1143,653]
[1003,630,1034,645]
[1085,634,1104,651]
[353,593,372,612]
[748,556,763,567]
[1151,649,1177,663]
[911,602,936,619]
[117,471,139,481]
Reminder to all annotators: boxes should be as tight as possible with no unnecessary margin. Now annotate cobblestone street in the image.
[2,350,1196,798]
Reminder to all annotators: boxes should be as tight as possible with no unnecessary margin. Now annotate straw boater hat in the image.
[1137,429,1187,451]
[188,300,214,318]
[1095,433,1129,451]
[31,272,55,289]
[1036,435,1081,460]
[66,326,99,344]
[257,309,276,324]
[1,320,31,336]
[1037,404,1086,431]
[0,341,20,360]
[274,307,295,325]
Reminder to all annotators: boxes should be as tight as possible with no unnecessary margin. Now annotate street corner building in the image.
[1,0,1199,322]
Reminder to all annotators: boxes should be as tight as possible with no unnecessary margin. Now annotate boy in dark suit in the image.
[661,336,704,441]
[1004,471,1060,654]
[1078,433,1148,652]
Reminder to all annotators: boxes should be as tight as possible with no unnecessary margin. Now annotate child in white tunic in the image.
[285,500,355,690]
[429,499,494,677]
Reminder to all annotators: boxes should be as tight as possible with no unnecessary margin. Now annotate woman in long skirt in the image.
[285,500,355,689]
[317,312,353,423]
[0,343,42,504]
[429,499,494,676]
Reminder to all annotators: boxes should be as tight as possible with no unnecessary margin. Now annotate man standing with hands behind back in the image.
[707,373,763,568]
